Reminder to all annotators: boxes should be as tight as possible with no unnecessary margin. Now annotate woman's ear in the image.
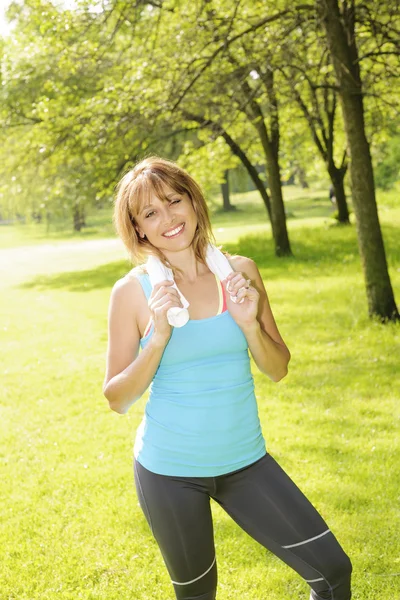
[135,226,146,239]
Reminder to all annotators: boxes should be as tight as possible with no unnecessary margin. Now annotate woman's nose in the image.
[160,205,176,225]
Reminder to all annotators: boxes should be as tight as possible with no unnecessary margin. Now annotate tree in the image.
[221,170,235,211]
[0,0,185,229]
[316,0,399,320]
[223,55,292,254]
[278,28,350,223]
[135,1,295,255]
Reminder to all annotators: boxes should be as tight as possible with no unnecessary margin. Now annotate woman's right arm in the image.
[103,277,181,414]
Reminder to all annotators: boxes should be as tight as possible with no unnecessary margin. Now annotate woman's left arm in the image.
[224,256,291,382]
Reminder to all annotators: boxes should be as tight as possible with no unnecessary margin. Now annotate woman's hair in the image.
[113,156,216,274]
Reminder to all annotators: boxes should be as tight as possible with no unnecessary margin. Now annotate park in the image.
[0,1,399,599]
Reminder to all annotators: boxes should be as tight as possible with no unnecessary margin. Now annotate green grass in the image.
[0,187,399,599]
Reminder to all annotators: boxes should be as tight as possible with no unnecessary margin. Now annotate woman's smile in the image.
[162,223,185,238]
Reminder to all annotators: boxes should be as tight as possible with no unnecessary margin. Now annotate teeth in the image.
[163,223,184,237]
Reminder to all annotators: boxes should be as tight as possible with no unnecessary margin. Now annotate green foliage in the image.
[179,136,240,197]
[0,0,398,230]
[374,134,400,191]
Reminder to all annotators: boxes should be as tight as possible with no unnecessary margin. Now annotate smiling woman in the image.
[112,157,215,277]
[104,156,352,600]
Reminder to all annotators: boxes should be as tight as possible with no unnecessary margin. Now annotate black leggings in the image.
[134,453,352,600]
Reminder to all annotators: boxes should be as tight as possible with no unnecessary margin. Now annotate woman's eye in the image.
[145,199,180,218]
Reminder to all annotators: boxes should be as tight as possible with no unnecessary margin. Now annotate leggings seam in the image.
[135,462,155,535]
[218,506,333,600]
[171,555,216,586]
[281,542,334,600]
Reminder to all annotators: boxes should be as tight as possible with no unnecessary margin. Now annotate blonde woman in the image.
[104,157,352,600]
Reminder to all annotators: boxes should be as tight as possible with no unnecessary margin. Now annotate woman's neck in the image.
[164,248,209,283]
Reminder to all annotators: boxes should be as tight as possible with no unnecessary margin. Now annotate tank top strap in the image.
[215,274,228,314]
[128,270,152,300]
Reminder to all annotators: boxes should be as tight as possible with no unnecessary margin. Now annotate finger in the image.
[226,272,242,285]
[223,277,239,296]
[228,276,249,296]
[236,278,251,291]
[155,298,183,314]
[226,273,243,293]
[156,286,181,299]
[151,285,181,302]
[234,283,258,302]
[234,286,249,301]
[152,293,183,310]
[152,280,174,292]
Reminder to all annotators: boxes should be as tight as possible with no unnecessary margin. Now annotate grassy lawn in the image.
[0,187,399,599]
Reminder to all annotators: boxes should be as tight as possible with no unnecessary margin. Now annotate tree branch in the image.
[170,5,314,112]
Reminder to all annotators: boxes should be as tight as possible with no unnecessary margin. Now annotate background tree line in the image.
[0,0,399,320]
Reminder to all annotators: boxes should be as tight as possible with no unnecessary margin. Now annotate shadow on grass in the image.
[19,260,132,292]
[19,222,399,292]
[210,195,336,227]
[225,221,399,279]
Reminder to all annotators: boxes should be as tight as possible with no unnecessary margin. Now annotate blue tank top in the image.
[133,272,266,476]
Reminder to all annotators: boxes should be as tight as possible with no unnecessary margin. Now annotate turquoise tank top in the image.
[133,272,266,476]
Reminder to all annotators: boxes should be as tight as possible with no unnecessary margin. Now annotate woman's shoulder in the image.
[111,264,148,299]
[126,264,148,278]
[225,253,257,273]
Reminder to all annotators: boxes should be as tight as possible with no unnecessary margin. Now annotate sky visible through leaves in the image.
[0,0,12,37]
[0,0,104,37]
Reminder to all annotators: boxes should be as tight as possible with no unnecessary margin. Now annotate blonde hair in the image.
[113,156,216,275]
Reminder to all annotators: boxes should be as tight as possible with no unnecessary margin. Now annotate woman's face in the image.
[134,184,198,255]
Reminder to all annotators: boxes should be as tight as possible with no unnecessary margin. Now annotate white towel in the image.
[146,245,243,328]
[146,255,190,327]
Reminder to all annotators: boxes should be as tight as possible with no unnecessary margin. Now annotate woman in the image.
[103,157,352,600]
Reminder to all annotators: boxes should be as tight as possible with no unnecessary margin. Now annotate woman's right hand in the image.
[148,280,183,346]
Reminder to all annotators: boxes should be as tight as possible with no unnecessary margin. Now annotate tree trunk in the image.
[73,204,85,232]
[256,121,292,256]
[258,69,292,256]
[296,165,309,189]
[318,0,399,320]
[46,212,51,234]
[265,150,292,256]
[182,111,273,223]
[228,63,292,256]
[221,170,235,211]
[219,132,272,222]
[328,164,350,224]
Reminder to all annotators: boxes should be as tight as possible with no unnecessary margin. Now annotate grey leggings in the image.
[134,453,352,600]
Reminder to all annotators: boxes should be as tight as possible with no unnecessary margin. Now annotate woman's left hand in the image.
[222,271,260,329]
